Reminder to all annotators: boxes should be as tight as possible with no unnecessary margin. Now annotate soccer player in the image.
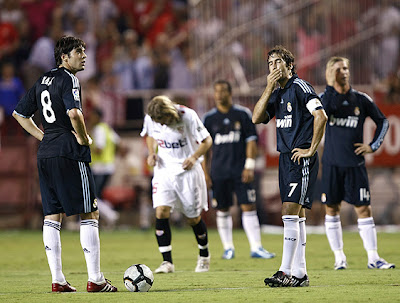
[12,36,117,292]
[141,95,212,273]
[202,80,275,260]
[252,45,327,287]
[321,56,394,270]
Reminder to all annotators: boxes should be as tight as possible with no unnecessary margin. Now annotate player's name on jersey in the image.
[41,76,55,86]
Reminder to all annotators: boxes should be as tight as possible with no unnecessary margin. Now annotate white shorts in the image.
[152,164,208,218]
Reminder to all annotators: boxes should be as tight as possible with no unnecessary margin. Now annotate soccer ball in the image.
[123,264,154,292]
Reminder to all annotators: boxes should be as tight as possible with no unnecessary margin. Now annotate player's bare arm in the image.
[182,135,212,170]
[252,69,281,124]
[291,109,327,164]
[354,143,373,156]
[201,149,212,188]
[69,108,92,146]
[146,135,158,166]
[242,140,257,183]
[12,112,44,141]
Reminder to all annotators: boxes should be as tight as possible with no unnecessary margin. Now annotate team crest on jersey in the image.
[72,88,80,101]
[354,107,360,116]
[93,198,98,208]
[321,193,326,203]
[287,102,292,112]
[234,121,241,130]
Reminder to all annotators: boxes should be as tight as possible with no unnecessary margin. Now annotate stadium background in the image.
[1,0,399,229]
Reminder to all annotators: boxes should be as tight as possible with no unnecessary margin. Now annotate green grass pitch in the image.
[0,228,399,303]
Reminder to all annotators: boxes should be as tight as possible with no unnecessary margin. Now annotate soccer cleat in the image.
[154,261,175,274]
[368,258,395,269]
[222,248,235,260]
[334,260,348,270]
[250,247,276,259]
[291,274,309,287]
[264,271,293,287]
[195,255,210,272]
[87,276,117,292]
[52,281,76,292]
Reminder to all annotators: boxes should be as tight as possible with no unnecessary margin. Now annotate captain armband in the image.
[306,98,323,114]
[244,158,256,170]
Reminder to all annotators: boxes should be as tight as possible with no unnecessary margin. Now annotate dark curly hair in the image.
[54,36,86,66]
[267,45,296,74]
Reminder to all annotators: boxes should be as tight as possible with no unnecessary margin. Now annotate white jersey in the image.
[140,105,211,175]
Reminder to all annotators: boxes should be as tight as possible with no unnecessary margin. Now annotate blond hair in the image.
[147,95,179,123]
[326,56,350,70]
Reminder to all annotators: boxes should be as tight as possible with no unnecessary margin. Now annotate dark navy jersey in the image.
[203,104,257,179]
[262,75,323,153]
[14,67,91,162]
[321,86,388,167]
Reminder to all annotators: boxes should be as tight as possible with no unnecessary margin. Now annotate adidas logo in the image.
[45,245,51,251]
[83,248,91,253]
[342,100,349,106]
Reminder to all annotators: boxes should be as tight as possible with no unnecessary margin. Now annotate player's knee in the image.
[240,204,256,212]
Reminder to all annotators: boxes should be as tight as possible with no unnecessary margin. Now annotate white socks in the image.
[326,215,380,264]
[292,217,307,278]
[43,219,66,284]
[80,219,102,282]
[325,215,346,263]
[358,217,379,263]
[242,210,262,251]
[216,211,234,250]
[279,215,299,276]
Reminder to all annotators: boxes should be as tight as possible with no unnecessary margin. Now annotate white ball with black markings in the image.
[124,264,154,292]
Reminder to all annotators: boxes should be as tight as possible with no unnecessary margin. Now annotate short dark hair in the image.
[267,45,296,74]
[213,79,232,94]
[54,36,86,66]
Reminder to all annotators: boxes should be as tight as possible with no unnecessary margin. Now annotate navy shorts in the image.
[279,152,319,209]
[321,164,370,206]
[38,157,98,216]
[211,177,256,209]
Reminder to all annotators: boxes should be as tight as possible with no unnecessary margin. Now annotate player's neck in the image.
[334,83,350,94]
[217,103,232,114]
[278,75,292,88]
[60,64,77,75]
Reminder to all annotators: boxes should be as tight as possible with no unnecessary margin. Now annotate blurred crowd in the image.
[0,0,192,134]
[1,0,400,139]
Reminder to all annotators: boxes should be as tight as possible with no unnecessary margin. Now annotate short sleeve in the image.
[189,109,210,143]
[14,85,37,118]
[140,115,154,137]
[62,73,82,111]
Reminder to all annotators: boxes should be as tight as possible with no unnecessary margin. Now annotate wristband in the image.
[244,158,256,170]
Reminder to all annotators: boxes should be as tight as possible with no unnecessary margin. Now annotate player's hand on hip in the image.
[182,155,196,170]
[291,148,313,164]
[242,169,254,183]
[147,154,158,166]
[354,143,373,155]
[72,131,91,145]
